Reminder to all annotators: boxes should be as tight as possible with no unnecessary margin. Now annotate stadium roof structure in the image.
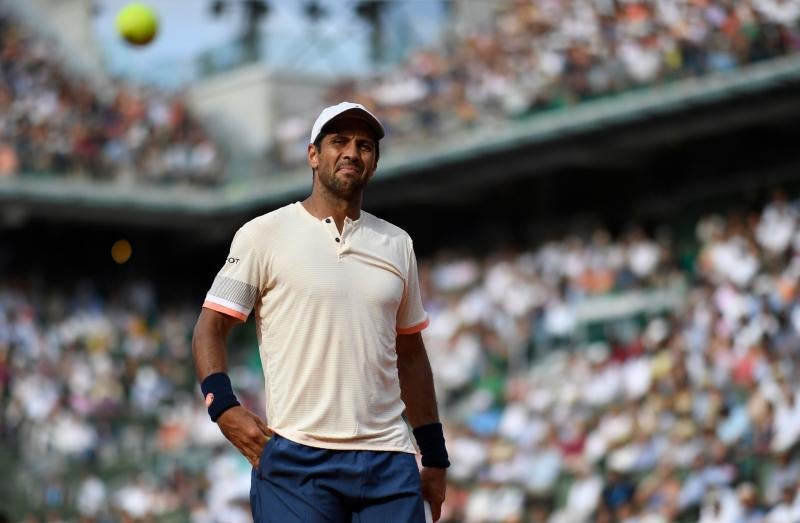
[3,54,800,234]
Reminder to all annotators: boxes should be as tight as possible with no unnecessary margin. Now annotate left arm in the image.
[396,332,447,522]
[397,332,439,427]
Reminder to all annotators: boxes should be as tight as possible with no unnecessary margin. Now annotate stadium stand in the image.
[0,8,223,186]
[275,0,800,160]
[366,0,800,131]
[2,2,800,522]
[3,192,800,522]
[0,0,797,190]
[1,0,799,229]
[433,191,800,522]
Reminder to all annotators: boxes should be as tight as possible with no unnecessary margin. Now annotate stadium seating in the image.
[274,0,800,159]
[3,192,800,521]
[2,1,800,521]
[2,1,799,183]
[0,10,223,186]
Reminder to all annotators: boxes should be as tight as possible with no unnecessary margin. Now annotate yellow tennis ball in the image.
[116,3,159,46]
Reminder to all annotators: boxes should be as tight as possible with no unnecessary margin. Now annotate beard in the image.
[318,165,370,200]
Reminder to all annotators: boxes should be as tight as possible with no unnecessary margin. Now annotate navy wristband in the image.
[413,422,450,468]
[200,372,241,422]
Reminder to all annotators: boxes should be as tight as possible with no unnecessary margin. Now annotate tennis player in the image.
[192,102,448,522]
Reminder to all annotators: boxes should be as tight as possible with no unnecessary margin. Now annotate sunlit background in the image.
[2,0,800,521]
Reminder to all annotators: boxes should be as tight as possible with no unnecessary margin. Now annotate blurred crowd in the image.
[2,0,800,182]
[0,9,223,185]
[2,0,800,520]
[276,0,800,160]
[367,0,800,135]
[429,190,800,523]
[3,191,800,522]
[0,276,262,522]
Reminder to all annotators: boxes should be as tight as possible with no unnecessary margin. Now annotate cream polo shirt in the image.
[203,202,429,453]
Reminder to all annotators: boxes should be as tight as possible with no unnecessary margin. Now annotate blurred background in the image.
[1,0,800,521]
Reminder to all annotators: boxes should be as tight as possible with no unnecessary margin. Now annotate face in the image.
[308,117,378,201]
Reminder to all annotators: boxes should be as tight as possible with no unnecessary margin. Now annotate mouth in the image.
[337,165,361,175]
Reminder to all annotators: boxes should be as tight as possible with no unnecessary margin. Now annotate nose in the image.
[342,139,359,161]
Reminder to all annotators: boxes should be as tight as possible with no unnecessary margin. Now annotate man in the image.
[192,102,448,522]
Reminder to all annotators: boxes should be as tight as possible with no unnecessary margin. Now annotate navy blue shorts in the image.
[250,434,426,523]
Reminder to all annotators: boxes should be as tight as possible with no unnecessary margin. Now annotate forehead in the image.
[322,117,379,143]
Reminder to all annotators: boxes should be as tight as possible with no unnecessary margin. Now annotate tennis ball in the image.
[116,3,159,46]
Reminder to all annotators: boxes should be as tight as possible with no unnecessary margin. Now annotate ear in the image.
[307,143,319,171]
[369,157,378,178]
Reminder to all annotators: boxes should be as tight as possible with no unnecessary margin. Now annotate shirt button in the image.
[325,219,331,223]
[335,238,340,242]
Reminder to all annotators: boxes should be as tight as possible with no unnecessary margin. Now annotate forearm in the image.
[191,308,232,381]
[397,335,440,428]
[193,314,267,464]
[397,334,448,518]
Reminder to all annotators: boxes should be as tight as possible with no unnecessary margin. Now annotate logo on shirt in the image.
[227,257,240,264]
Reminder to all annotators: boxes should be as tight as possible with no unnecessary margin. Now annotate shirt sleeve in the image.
[203,226,263,322]
[396,239,429,334]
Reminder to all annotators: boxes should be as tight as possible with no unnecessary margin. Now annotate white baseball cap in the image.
[309,102,385,145]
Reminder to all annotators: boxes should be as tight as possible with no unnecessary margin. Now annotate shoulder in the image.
[238,203,298,237]
[361,210,413,245]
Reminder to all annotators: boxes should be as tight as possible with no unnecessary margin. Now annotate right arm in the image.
[192,307,271,466]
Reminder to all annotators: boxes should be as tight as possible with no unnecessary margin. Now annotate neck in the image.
[302,190,362,232]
